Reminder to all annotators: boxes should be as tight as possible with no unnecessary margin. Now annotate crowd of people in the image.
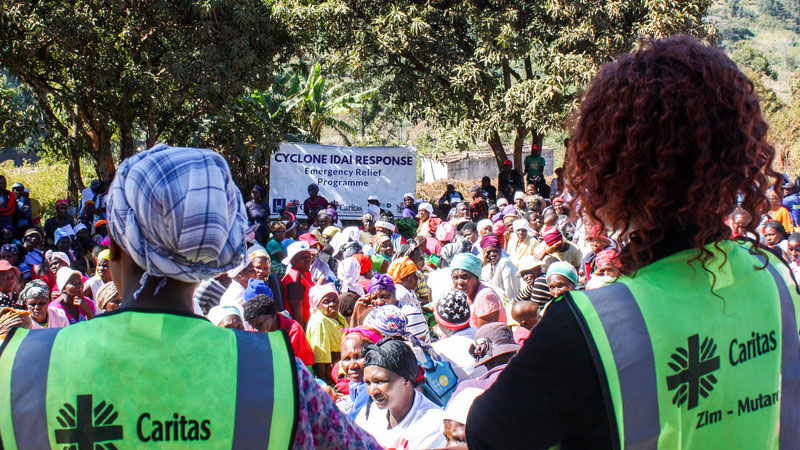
[1,35,798,449]
[0,147,796,448]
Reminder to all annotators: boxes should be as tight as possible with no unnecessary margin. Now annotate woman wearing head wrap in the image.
[306,283,348,382]
[94,281,121,313]
[206,304,245,330]
[355,338,447,449]
[479,234,520,301]
[337,257,366,297]
[338,327,383,419]
[21,279,68,329]
[507,219,537,267]
[349,274,397,327]
[386,256,420,308]
[265,220,289,277]
[50,266,95,324]
[2,145,382,449]
[83,249,112,300]
[402,193,418,219]
[533,226,583,272]
[450,253,507,329]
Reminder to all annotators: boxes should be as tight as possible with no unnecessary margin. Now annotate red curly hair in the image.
[566,35,779,275]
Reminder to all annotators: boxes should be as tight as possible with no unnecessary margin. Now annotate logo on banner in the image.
[666,334,720,410]
[54,394,123,448]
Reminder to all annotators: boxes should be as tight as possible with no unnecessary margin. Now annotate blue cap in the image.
[244,278,273,302]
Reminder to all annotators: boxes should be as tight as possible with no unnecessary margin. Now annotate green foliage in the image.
[274,0,715,167]
[0,71,45,150]
[733,46,780,79]
[281,63,377,145]
[0,0,291,193]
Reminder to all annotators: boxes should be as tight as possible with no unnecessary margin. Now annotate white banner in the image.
[269,143,417,220]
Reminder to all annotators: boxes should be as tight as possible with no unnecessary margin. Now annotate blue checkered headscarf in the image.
[107,144,247,288]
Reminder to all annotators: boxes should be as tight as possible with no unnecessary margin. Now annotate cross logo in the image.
[666,334,720,410]
[54,394,123,450]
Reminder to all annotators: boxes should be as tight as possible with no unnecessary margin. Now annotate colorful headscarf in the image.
[353,254,372,275]
[546,261,579,285]
[363,305,406,337]
[480,233,501,250]
[1,244,18,255]
[337,257,366,296]
[387,256,417,284]
[435,222,455,243]
[368,273,395,294]
[370,254,388,273]
[96,249,110,261]
[106,144,247,290]
[342,326,382,344]
[450,253,482,278]
[595,249,621,270]
[543,226,563,247]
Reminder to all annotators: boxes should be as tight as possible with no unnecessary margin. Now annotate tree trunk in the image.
[488,130,507,169]
[513,126,527,169]
[146,105,158,149]
[119,112,135,162]
[68,108,85,206]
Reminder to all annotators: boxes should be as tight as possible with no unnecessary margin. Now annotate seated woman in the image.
[94,281,122,313]
[479,234,520,300]
[387,256,420,307]
[337,256,366,296]
[306,283,348,383]
[356,338,446,450]
[83,249,112,300]
[21,279,69,329]
[450,253,507,329]
[761,220,789,255]
[337,326,383,419]
[206,304,245,330]
[545,261,578,300]
[49,266,95,324]
[349,273,398,326]
[242,293,315,367]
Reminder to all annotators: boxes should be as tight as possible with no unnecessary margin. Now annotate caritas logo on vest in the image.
[664,331,779,429]
[52,394,211,448]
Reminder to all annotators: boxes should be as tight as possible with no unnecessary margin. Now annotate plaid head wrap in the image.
[107,144,247,298]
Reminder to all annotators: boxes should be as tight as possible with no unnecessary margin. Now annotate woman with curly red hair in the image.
[467,35,800,449]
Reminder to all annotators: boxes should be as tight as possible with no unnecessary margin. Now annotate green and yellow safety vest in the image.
[0,309,298,449]
[568,240,800,449]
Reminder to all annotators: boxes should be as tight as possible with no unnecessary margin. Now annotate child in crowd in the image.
[510,301,539,345]
[787,233,800,278]
[306,283,348,383]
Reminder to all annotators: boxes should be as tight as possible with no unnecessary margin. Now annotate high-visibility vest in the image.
[0,310,298,449]
[568,240,800,449]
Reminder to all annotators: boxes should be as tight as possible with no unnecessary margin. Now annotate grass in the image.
[0,160,75,221]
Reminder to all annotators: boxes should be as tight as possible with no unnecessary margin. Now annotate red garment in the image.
[514,326,531,345]
[279,314,315,366]
[0,191,15,215]
[282,267,314,325]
